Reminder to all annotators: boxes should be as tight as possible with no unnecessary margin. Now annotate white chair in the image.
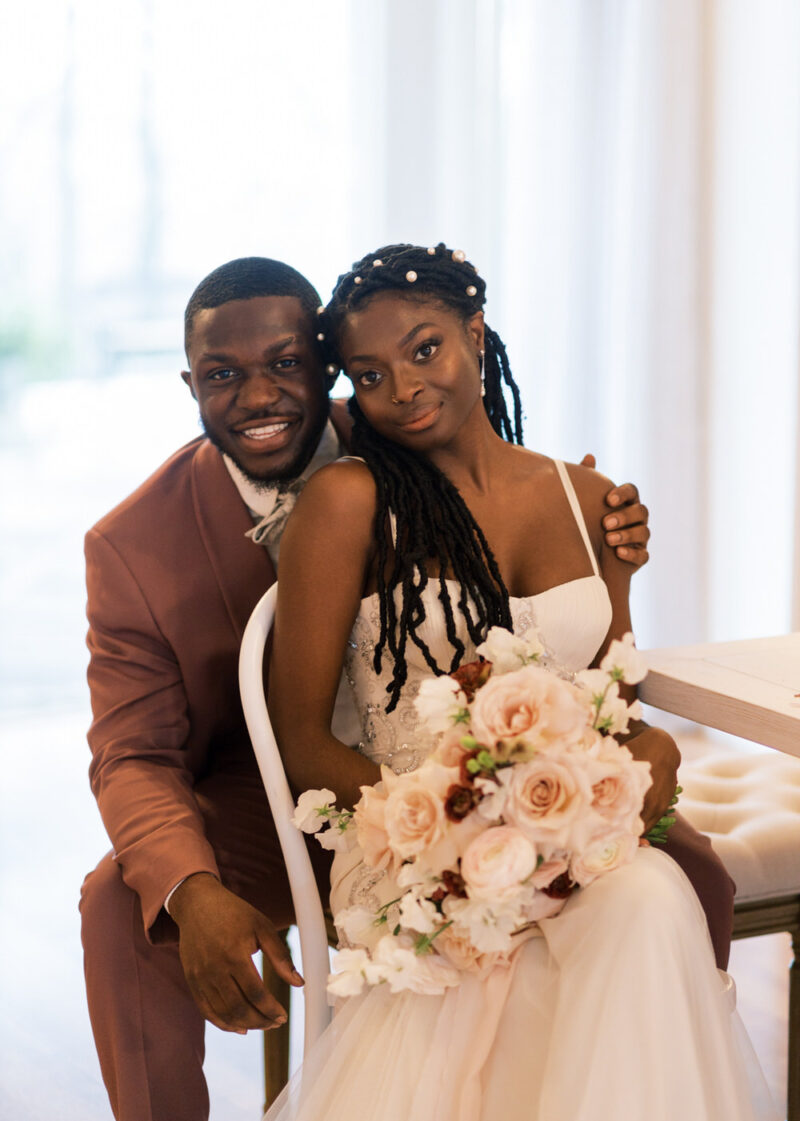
[239,583,333,1098]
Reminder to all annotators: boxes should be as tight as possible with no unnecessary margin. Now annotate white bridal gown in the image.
[265,462,774,1121]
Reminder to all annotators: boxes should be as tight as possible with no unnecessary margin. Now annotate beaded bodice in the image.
[343,576,612,774]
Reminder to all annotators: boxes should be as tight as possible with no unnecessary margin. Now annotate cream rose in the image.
[383,780,446,861]
[460,825,537,900]
[502,753,592,849]
[570,830,638,886]
[470,664,586,751]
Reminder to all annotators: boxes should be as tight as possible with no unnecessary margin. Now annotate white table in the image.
[640,632,800,757]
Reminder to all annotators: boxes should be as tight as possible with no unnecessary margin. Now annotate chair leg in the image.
[262,948,291,1111]
[789,927,800,1121]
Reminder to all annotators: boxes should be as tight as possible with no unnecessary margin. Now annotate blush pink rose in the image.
[383,781,446,861]
[502,753,593,849]
[353,783,392,870]
[470,665,586,751]
[589,757,651,833]
[460,825,537,899]
[435,925,513,975]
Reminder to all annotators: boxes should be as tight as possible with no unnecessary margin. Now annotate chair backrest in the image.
[239,582,333,1054]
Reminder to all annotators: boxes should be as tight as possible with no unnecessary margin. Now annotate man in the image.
[80,257,731,1121]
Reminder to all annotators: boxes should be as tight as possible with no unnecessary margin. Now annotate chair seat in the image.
[678,749,800,902]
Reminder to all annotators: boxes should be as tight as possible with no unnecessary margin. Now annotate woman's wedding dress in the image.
[265,462,774,1121]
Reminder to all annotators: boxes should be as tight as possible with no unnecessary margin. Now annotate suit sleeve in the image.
[85,527,219,937]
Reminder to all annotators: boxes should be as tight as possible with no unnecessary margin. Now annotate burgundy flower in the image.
[451,658,492,702]
[441,867,468,899]
[444,783,480,822]
[542,871,576,900]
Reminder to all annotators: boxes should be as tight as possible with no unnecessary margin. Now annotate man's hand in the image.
[169,872,302,1034]
[624,725,681,833]
[580,454,650,568]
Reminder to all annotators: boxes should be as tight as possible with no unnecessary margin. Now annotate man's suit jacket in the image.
[85,405,351,936]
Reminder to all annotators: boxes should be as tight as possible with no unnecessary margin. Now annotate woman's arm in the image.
[568,464,680,832]
[268,459,382,809]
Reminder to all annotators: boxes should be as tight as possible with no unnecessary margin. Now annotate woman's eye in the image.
[208,368,237,381]
[273,357,299,371]
[415,338,441,361]
[356,369,383,387]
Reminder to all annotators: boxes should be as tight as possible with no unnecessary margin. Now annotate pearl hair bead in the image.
[354,276,362,284]
[317,332,325,341]
[466,285,477,297]
[406,270,418,282]
[373,259,383,267]
[326,364,338,375]
[452,249,466,262]
[316,305,325,315]
[427,247,436,255]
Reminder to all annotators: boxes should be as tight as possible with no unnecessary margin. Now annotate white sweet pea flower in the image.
[474,775,508,822]
[326,948,374,997]
[316,817,357,853]
[444,895,525,954]
[600,633,647,685]
[398,892,438,935]
[334,905,379,948]
[414,675,468,735]
[477,626,544,674]
[292,788,337,833]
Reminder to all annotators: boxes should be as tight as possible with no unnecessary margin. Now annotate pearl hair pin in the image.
[452,249,466,262]
[427,247,436,255]
[316,332,325,341]
[316,306,325,315]
[373,259,383,267]
[326,364,338,375]
[354,276,362,285]
[406,270,418,282]
[466,285,477,297]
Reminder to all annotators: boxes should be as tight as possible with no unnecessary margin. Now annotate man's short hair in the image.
[184,257,322,352]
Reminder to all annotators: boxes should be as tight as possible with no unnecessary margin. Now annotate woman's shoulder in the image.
[293,457,378,527]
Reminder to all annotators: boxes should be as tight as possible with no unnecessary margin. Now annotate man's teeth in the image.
[240,422,290,439]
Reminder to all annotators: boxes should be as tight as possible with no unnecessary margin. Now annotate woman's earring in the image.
[479,349,486,397]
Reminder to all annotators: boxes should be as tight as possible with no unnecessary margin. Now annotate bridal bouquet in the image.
[293,628,652,997]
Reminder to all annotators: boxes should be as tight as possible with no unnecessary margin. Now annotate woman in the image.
[267,244,770,1120]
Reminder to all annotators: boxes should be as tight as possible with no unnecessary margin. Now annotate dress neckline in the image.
[359,573,606,609]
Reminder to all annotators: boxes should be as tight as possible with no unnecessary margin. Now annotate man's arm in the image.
[85,528,299,1032]
[579,454,650,568]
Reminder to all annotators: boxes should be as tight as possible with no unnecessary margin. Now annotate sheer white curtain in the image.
[349,0,800,649]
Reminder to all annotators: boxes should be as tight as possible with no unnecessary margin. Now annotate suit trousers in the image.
[80,764,331,1121]
[81,782,732,1121]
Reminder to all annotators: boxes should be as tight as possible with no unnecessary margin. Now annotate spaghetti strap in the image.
[553,460,600,577]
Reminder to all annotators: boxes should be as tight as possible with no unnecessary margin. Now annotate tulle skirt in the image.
[264,847,776,1121]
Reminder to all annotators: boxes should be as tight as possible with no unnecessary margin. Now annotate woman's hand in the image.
[622,725,681,833]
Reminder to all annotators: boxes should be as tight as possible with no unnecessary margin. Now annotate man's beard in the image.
[199,408,329,493]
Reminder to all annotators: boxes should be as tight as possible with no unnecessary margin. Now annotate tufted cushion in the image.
[677,750,800,902]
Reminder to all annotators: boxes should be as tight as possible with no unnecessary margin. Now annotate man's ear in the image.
[181,369,197,400]
[467,310,485,353]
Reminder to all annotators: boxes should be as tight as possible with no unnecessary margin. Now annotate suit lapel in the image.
[191,440,276,641]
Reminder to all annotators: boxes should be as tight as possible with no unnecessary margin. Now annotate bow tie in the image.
[245,478,307,556]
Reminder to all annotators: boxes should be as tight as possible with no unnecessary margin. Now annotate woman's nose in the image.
[390,369,423,404]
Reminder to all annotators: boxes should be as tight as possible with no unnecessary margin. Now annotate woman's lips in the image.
[396,403,442,433]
